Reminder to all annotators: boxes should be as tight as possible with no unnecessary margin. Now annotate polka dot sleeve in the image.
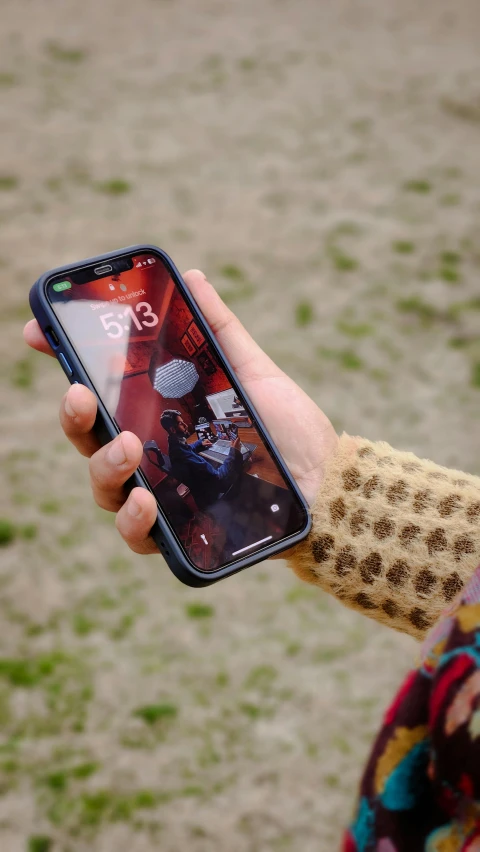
[286,434,480,640]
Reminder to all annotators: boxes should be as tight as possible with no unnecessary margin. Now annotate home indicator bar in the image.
[232,536,273,557]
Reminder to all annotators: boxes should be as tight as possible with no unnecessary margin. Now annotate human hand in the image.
[201,439,213,448]
[23,270,339,555]
[231,436,242,452]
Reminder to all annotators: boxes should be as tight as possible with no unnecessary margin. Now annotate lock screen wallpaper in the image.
[48,252,307,572]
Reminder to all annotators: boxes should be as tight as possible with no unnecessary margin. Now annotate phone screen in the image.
[47,251,308,572]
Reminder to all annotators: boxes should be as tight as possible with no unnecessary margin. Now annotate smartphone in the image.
[29,245,311,586]
[228,423,239,440]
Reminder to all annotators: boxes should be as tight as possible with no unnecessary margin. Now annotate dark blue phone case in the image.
[29,244,311,587]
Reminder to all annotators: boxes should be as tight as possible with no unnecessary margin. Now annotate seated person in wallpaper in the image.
[160,409,243,510]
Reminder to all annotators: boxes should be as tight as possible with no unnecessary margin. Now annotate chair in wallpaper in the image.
[142,440,190,499]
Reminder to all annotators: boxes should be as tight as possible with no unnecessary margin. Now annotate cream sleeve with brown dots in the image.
[287,434,480,640]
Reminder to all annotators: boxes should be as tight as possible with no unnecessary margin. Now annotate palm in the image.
[236,369,337,507]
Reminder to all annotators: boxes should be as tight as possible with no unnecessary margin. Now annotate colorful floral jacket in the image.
[344,565,480,851]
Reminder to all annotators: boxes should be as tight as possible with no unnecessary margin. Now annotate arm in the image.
[287,434,480,640]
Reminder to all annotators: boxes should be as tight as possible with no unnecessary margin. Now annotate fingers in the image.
[183,270,283,382]
[59,384,101,458]
[115,487,159,555]
[23,319,55,357]
[89,432,143,512]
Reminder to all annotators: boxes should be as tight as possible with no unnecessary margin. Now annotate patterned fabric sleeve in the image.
[343,565,480,852]
[426,585,480,845]
[286,434,480,640]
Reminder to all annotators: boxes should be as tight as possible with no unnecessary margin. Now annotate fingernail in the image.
[108,436,127,466]
[64,392,76,419]
[191,269,206,280]
[127,496,142,518]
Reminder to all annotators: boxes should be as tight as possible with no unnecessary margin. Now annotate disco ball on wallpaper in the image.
[151,358,199,398]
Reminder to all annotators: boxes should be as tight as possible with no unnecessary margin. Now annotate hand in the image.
[201,439,213,448]
[231,436,242,452]
[23,270,338,555]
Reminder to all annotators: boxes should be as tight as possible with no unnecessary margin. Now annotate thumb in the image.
[182,269,282,382]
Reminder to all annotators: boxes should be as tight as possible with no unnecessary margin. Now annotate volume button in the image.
[58,353,74,378]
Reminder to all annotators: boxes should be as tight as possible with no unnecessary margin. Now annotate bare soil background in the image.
[0,1,479,849]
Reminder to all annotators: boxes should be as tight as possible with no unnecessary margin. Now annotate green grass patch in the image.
[238,56,257,72]
[185,602,214,619]
[0,651,92,735]
[439,266,460,284]
[134,703,178,725]
[96,178,131,195]
[110,612,136,640]
[396,296,437,324]
[41,761,99,794]
[0,519,16,547]
[440,193,461,207]
[285,584,317,603]
[317,347,363,370]
[71,761,99,780]
[329,247,359,272]
[44,770,68,793]
[449,336,470,349]
[0,175,19,191]
[239,702,271,719]
[0,72,17,87]
[218,264,255,303]
[312,646,348,663]
[285,641,302,657]
[219,264,245,282]
[403,178,432,194]
[0,654,65,687]
[332,735,352,755]
[440,250,461,265]
[339,350,363,369]
[28,837,52,852]
[215,671,229,687]
[11,358,34,389]
[295,301,314,327]
[244,664,278,691]
[39,499,61,515]
[392,240,415,255]
[72,613,96,637]
[45,41,86,63]
[472,362,480,389]
[350,117,372,135]
[336,320,373,338]
[19,523,37,540]
[48,787,161,829]
[446,298,480,320]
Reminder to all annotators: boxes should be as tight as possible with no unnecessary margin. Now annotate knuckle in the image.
[89,454,114,492]
[93,491,119,512]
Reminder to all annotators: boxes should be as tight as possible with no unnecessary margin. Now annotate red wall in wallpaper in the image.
[115,371,193,483]
[162,290,229,395]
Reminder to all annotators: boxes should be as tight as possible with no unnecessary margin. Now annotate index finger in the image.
[23,319,55,357]
[182,270,282,382]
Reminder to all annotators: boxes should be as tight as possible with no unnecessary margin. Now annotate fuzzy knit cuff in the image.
[287,434,480,640]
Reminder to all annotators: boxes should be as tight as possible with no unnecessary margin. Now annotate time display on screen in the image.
[99,302,159,338]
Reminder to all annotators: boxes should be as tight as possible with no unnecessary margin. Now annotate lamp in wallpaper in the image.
[151,358,199,398]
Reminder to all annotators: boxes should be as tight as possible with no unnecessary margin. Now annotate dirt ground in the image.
[0,0,479,849]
